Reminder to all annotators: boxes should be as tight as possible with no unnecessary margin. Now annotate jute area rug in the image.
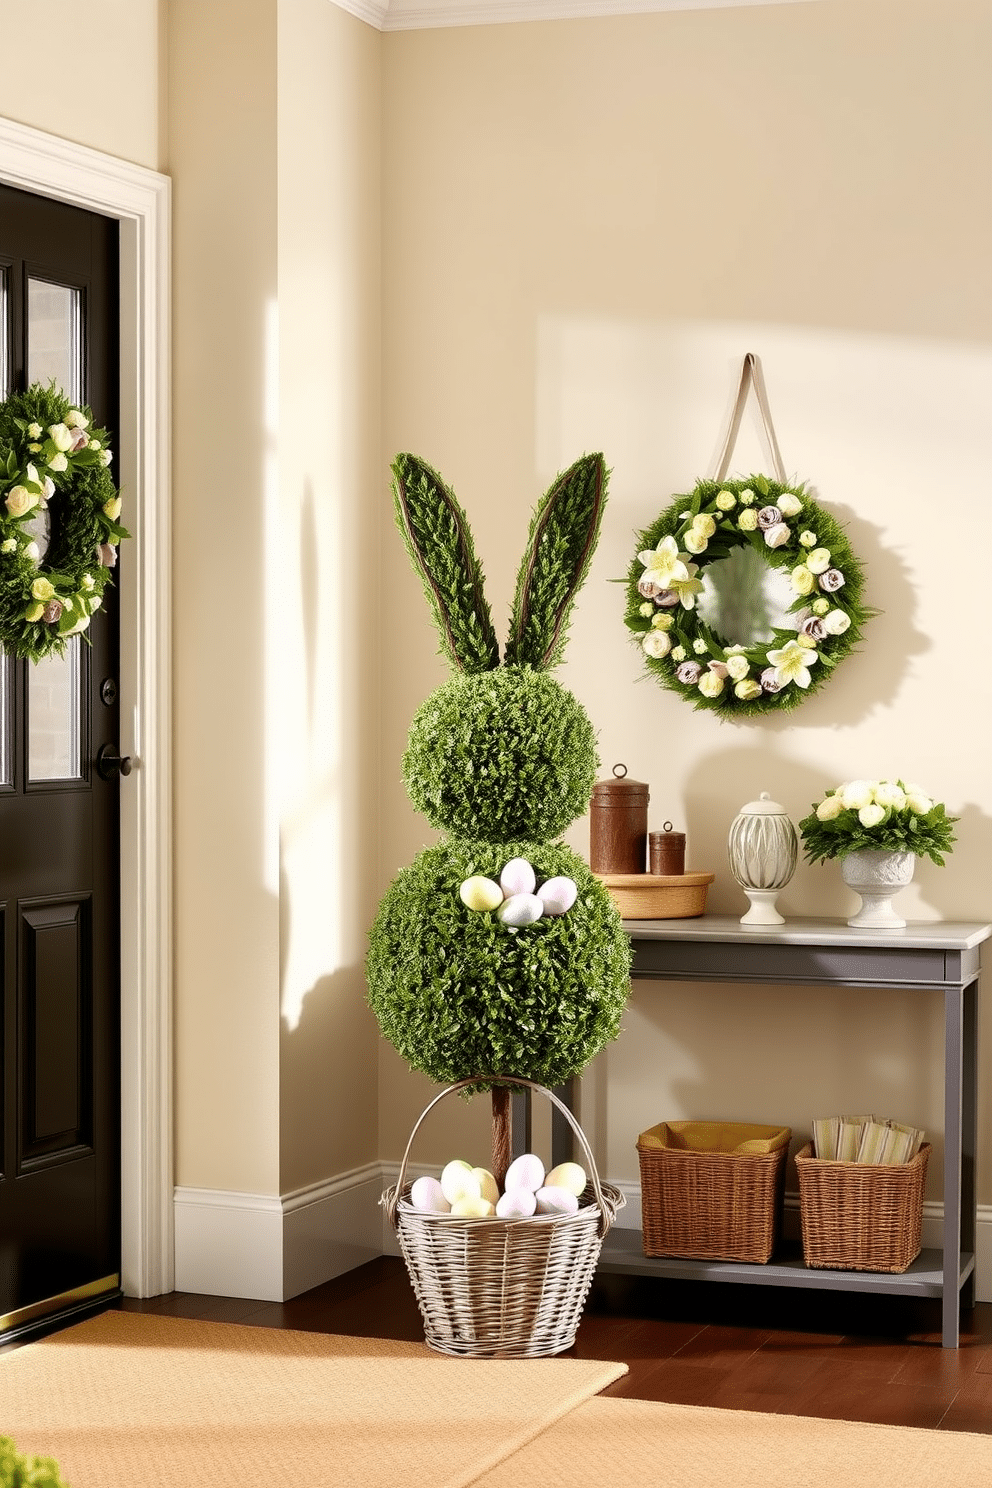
[0,1310,625,1488]
[475,1394,992,1488]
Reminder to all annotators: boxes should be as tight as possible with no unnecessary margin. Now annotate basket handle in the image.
[385,1075,618,1238]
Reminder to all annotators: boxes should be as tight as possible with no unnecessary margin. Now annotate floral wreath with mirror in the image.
[624,356,873,718]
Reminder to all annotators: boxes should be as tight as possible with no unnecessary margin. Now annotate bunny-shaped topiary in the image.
[367,453,632,1164]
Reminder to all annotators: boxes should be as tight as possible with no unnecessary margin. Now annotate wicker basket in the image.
[637,1119,791,1263]
[795,1141,930,1273]
[383,1077,625,1358]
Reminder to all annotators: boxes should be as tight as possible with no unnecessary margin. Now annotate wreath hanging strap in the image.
[624,353,874,719]
[0,382,127,662]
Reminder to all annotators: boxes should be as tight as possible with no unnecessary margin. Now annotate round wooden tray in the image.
[595,871,715,920]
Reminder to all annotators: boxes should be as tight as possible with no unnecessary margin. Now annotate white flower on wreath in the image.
[766,638,818,688]
[48,422,74,451]
[822,608,851,635]
[669,563,705,610]
[791,565,815,596]
[778,492,803,517]
[739,489,756,505]
[638,535,689,591]
[806,547,832,575]
[1,538,16,554]
[639,602,654,618]
[5,485,39,518]
[651,612,674,630]
[715,490,736,511]
[738,509,759,532]
[799,531,817,548]
[692,638,708,654]
[671,645,687,662]
[684,528,709,555]
[811,597,830,616]
[725,653,751,681]
[698,670,725,698]
[735,679,763,701]
[642,629,672,659]
[763,522,791,549]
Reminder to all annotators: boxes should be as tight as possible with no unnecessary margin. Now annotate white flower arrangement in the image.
[625,475,872,718]
[799,780,957,865]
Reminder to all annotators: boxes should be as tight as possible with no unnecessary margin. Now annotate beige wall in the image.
[379,0,992,1201]
[0,0,164,170]
[276,0,382,1193]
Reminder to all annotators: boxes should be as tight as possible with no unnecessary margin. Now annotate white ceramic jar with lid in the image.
[727,791,798,926]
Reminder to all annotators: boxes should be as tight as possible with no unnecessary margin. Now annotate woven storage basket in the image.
[383,1076,624,1358]
[637,1119,791,1263]
[795,1141,930,1273]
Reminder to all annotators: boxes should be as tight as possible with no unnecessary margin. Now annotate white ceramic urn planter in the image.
[841,849,916,929]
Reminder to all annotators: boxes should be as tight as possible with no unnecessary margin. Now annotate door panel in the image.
[0,182,121,1339]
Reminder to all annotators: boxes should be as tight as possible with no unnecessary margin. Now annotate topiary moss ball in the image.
[402,666,598,843]
[366,838,631,1088]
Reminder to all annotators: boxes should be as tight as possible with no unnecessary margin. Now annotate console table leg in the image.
[943,986,964,1349]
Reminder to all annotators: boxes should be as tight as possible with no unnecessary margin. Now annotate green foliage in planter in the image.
[367,838,631,1089]
[402,666,598,843]
[0,1438,68,1488]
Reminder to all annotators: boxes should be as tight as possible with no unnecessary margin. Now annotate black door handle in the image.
[96,744,133,780]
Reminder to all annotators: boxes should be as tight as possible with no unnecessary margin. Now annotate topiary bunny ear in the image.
[503,453,608,671]
[392,453,501,674]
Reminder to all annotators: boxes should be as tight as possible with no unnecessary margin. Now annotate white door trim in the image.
[0,116,173,1297]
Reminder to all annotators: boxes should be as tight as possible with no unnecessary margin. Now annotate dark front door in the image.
[0,183,122,1341]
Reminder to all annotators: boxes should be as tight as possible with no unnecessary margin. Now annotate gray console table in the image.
[526,917,989,1349]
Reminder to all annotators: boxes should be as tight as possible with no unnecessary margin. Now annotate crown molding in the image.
[332,0,820,33]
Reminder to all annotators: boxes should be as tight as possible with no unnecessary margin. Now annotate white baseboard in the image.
[175,1167,992,1305]
[173,1164,382,1302]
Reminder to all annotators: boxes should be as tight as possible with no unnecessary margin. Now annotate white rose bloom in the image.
[840,780,875,811]
[907,793,934,815]
[65,409,90,429]
[816,794,844,821]
[874,782,906,810]
[651,612,674,631]
[777,492,803,516]
[715,490,736,511]
[812,598,830,616]
[859,804,886,828]
[763,522,791,549]
[683,528,709,555]
[48,453,68,472]
[103,496,122,521]
[791,565,815,596]
[5,486,38,518]
[697,670,725,698]
[806,547,832,574]
[734,679,762,700]
[692,513,717,539]
[799,531,818,547]
[48,423,74,451]
[642,629,672,659]
[738,509,759,532]
[822,609,851,635]
[725,653,750,681]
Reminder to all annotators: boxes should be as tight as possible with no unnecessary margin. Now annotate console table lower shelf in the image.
[598,1226,977,1302]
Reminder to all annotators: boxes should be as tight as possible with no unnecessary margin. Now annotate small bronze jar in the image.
[649,823,686,876]
[590,764,649,874]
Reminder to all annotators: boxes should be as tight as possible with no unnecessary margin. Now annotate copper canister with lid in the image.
[649,823,686,876]
[590,764,649,874]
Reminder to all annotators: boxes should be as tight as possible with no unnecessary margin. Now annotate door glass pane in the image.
[0,264,9,396]
[0,651,11,785]
[28,639,82,782]
[28,278,82,403]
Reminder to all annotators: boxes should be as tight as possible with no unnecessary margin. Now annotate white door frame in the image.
[0,116,173,1297]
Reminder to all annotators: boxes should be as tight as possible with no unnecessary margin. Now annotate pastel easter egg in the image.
[536,876,578,916]
[500,857,536,898]
[459,875,503,912]
[544,1161,587,1197]
[440,1159,481,1205]
[496,1188,537,1219]
[535,1185,579,1216]
[497,893,543,927]
[410,1175,451,1213]
[450,1195,496,1218]
[472,1167,500,1206]
[504,1152,545,1194]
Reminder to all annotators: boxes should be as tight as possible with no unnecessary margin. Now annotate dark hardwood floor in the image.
[118,1257,992,1435]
